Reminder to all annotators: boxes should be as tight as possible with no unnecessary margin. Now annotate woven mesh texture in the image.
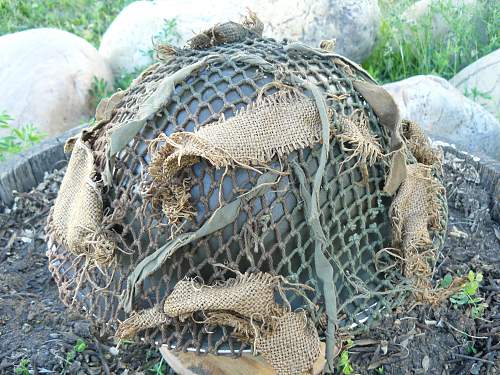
[49,139,114,266]
[46,33,447,358]
[401,119,442,167]
[392,163,443,250]
[254,311,321,375]
[152,91,323,172]
[162,272,279,320]
[146,90,327,224]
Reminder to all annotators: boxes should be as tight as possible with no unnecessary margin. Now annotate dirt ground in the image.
[0,148,498,375]
[0,170,167,375]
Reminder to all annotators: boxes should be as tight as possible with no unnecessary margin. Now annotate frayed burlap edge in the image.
[115,307,171,339]
[390,162,450,303]
[401,119,442,168]
[117,270,314,337]
[145,90,327,224]
[116,270,320,375]
[337,110,383,183]
[48,138,115,266]
[206,310,321,375]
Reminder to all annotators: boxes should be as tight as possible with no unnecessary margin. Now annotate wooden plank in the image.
[160,343,326,375]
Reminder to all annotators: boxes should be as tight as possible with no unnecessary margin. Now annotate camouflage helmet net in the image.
[46,15,448,375]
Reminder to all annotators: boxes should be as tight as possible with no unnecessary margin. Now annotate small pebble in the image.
[27,310,36,321]
[449,226,468,239]
[109,346,119,356]
[22,323,32,333]
[422,355,430,372]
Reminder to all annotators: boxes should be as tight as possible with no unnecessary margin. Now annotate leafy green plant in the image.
[463,86,493,102]
[14,358,30,375]
[375,366,385,374]
[466,341,478,355]
[363,0,500,83]
[0,112,46,161]
[150,18,181,55]
[338,339,354,375]
[115,70,140,91]
[449,270,487,318]
[149,358,167,375]
[339,350,354,375]
[144,348,169,375]
[60,338,88,374]
[90,76,113,109]
[65,338,87,365]
[440,273,453,289]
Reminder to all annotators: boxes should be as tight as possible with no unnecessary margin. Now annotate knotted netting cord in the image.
[46,21,447,373]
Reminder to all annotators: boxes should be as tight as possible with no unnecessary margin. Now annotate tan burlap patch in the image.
[146,90,329,223]
[254,311,321,375]
[50,138,114,266]
[391,163,444,250]
[390,163,446,301]
[116,271,320,375]
[163,271,282,320]
[401,120,442,167]
[153,91,323,175]
[208,310,321,375]
[116,307,170,339]
[337,111,383,182]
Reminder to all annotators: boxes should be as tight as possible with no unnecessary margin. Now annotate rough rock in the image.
[0,28,112,137]
[401,0,477,41]
[100,1,179,76]
[450,49,500,118]
[254,0,381,63]
[99,0,237,75]
[99,0,380,76]
[383,75,500,160]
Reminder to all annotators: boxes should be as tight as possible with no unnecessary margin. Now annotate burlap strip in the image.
[50,139,114,265]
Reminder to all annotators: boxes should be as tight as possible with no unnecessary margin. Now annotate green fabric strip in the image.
[286,74,337,371]
[103,54,221,185]
[228,53,275,72]
[123,172,279,313]
[291,160,337,372]
[383,148,407,195]
[352,80,407,195]
[284,42,377,84]
[103,53,278,186]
